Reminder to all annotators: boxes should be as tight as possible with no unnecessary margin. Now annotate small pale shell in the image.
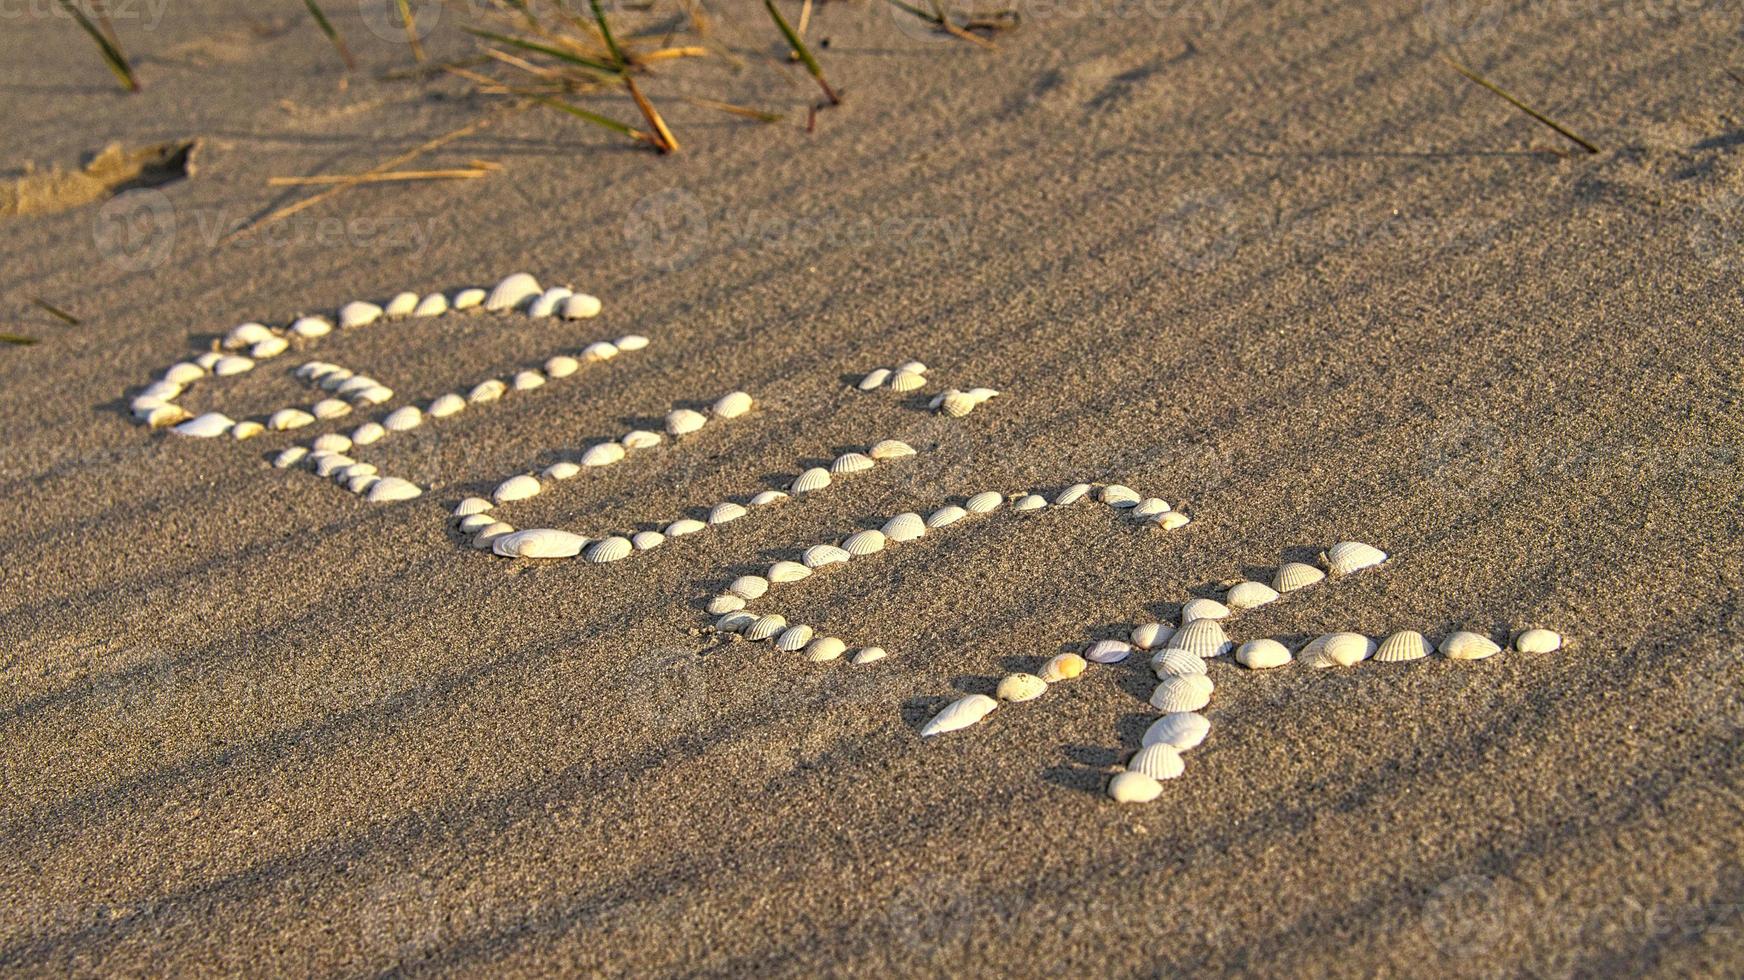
[338,301,382,329]
[1150,674,1214,713]
[1274,562,1327,592]
[457,514,496,535]
[745,614,788,642]
[804,544,851,568]
[1143,713,1211,751]
[768,561,811,584]
[881,512,926,542]
[289,316,332,338]
[775,625,815,652]
[317,370,355,391]
[716,611,758,633]
[889,369,926,392]
[1375,630,1433,663]
[1236,638,1293,669]
[268,408,315,431]
[851,647,888,665]
[582,341,619,362]
[666,518,706,536]
[1130,622,1176,650]
[728,575,770,600]
[544,462,581,481]
[213,355,255,377]
[493,528,588,559]
[1168,619,1232,659]
[1442,631,1501,661]
[163,362,205,385]
[1108,771,1163,804]
[806,637,847,662]
[1127,743,1185,781]
[1151,648,1207,677]
[312,454,354,478]
[413,293,449,317]
[251,336,289,359]
[1085,639,1133,664]
[1326,540,1388,576]
[493,474,542,503]
[1514,628,1563,654]
[1180,598,1231,623]
[711,391,753,419]
[996,673,1047,702]
[921,694,997,736]
[621,430,662,450]
[926,505,967,528]
[709,502,747,525]
[485,272,541,312]
[385,291,419,317]
[138,381,180,402]
[1322,632,1377,667]
[347,474,379,495]
[666,409,707,436]
[842,530,886,556]
[195,351,224,370]
[415,394,461,421]
[313,398,352,420]
[229,421,264,440]
[351,422,385,446]
[545,355,580,378]
[1157,512,1192,530]
[1054,483,1091,506]
[453,497,494,517]
[139,404,188,428]
[939,390,978,418]
[224,322,273,348]
[527,287,572,318]
[858,368,891,390]
[965,387,999,403]
[468,379,506,403]
[1100,484,1140,507]
[1131,497,1171,518]
[366,477,422,503]
[173,412,234,437]
[1012,494,1047,512]
[615,335,649,352]
[511,370,545,391]
[273,446,309,468]
[337,462,378,481]
[353,385,393,406]
[1038,653,1087,683]
[382,406,422,432]
[559,293,602,319]
[965,491,1003,513]
[585,536,633,563]
[830,452,874,475]
[582,442,626,467]
[869,439,916,460]
[1225,581,1280,610]
[749,490,787,506]
[631,531,665,550]
[470,522,514,547]
[790,468,832,493]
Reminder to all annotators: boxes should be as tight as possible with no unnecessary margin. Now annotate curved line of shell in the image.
[460,434,921,563]
[853,361,999,418]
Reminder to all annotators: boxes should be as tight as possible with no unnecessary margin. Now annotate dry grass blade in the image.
[624,75,678,152]
[681,95,784,123]
[0,333,39,346]
[57,0,139,92]
[467,28,622,77]
[886,0,999,48]
[1445,56,1598,154]
[302,0,357,71]
[639,46,709,63]
[267,168,492,186]
[764,0,839,105]
[396,0,428,62]
[30,298,81,325]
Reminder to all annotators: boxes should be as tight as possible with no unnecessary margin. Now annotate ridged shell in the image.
[1085,639,1132,664]
[347,474,378,494]
[920,694,997,736]
[768,561,811,583]
[1150,674,1214,713]
[268,408,315,431]
[851,647,888,665]
[1143,712,1210,751]
[965,491,1003,513]
[1320,632,1375,667]
[1157,512,1192,530]
[1180,598,1231,623]
[1012,494,1047,511]
[749,490,787,506]
[709,502,747,525]
[543,462,580,481]
[1442,631,1501,660]
[806,637,847,662]
[897,360,928,374]
[926,505,967,528]
[1054,483,1091,506]
[454,497,494,517]
[1225,581,1280,610]
[1127,743,1185,781]
[728,576,769,599]
[493,528,587,559]
[139,404,187,428]
[353,384,393,406]
[313,398,353,420]
[230,421,265,440]
[485,272,540,311]
[666,518,706,536]
[1100,484,1140,507]
[665,409,706,435]
[842,530,886,556]
[413,293,448,317]
[1326,540,1387,576]
[585,536,633,563]
[1168,619,1232,659]
[889,369,926,392]
[802,544,850,569]
[351,422,385,445]
[469,379,506,403]
[316,369,354,391]
[858,368,890,390]
[338,301,382,329]
[1131,497,1171,518]
[1375,630,1433,663]
[457,514,497,535]
[775,625,814,652]
[195,351,224,370]
[712,391,753,419]
[559,293,602,319]
[996,673,1047,702]
[470,521,513,547]
[791,468,832,493]
[545,355,579,378]
[1130,622,1176,650]
[493,474,541,503]
[830,452,874,475]
[289,316,332,338]
[367,477,422,502]
[163,362,205,385]
[882,512,926,542]
[631,531,665,550]
[1236,638,1292,669]
[312,453,354,478]
[1108,771,1162,803]
[621,430,661,450]
[1514,628,1562,654]
[938,390,977,417]
[1151,648,1207,677]
[716,611,758,633]
[582,442,626,467]
[745,614,787,642]
[251,336,289,359]
[173,412,233,438]
[582,341,619,362]
[512,370,545,391]
[1274,562,1326,592]
[616,335,649,352]
[708,595,745,617]
[869,439,915,460]
[383,406,422,431]
[1038,653,1087,683]
[273,447,309,469]
[214,355,254,377]
[225,322,273,348]
[385,291,419,317]
[527,287,571,318]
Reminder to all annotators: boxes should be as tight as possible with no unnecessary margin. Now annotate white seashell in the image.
[728,575,769,600]
[882,512,926,542]
[1225,581,1280,610]
[1168,619,1232,659]
[544,462,580,480]
[1150,674,1214,713]
[965,491,1003,513]
[858,368,890,390]
[1442,630,1501,661]
[716,611,758,633]
[413,293,448,317]
[468,379,506,403]
[427,393,465,418]
[1326,541,1387,576]
[708,594,746,615]
[337,462,378,481]
[851,647,888,666]
[453,497,494,517]
[485,273,541,312]
[1127,743,1185,781]
[294,361,330,381]
[385,291,419,317]
[803,544,851,568]
[224,322,273,349]
[470,521,514,547]
[790,468,832,493]
[1157,511,1192,530]
[1321,632,1377,667]
[457,514,496,535]
[745,614,788,642]
[1374,630,1433,663]
[311,398,351,420]
[494,528,588,559]
[1273,562,1326,592]
[1514,628,1563,654]
[338,301,382,329]
[318,370,355,392]
[966,387,999,403]
[1131,622,1176,650]
[1236,638,1293,669]
[251,336,289,359]
[631,531,665,550]
[616,334,649,351]
[621,430,662,450]
[582,442,626,467]
[138,404,187,428]
[1131,497,1171,518]
[709,502,747,525]
[559,293,602,319]
[830,452,874,475]
[712,391,753,419]
[585,536,633,563]
[290,316,332,338]
[351,422,386,446]
[921,694,997,736]
[1180,598,1231,624]
[311,453,354,478]
[665,409,706,436]
[1143,713,1211,751]
[527,287,572,318]
[581,341,619,362]
[545,355,580,379]
[889,369,926,392]
[213,355,254,377]
[1151,648,1207,677]
[382,406,422,432]
[749,490,787,506]
[336,375,377,396]
[869,439,916,460]
[1038,653,1088,683]
[194,351,225,370]
[1108,771,1162,804]
[775,625,815,652]
[511,370,545,391]
[347,474,379,495]
[353,385,394,406]
[1055,483,1091,506]
[666,518,706,536]
[842,530,886,556]
[938,390,978,418]
[493,474,541,503]
[1013,494,1047,511]
[173,412,234,438]
[265,409,313,431]
[139,380,181,402]
[1085,639,1132,664]
[996,673,1047,702]
[229,421,263,440]
[163,362,205,385]
[806,637,847,662]
[768,560,812,583]
[367,477,422,503]
[926,505,967,528]
[273,447,309,468]
[453,288,486,310]
[1100,484,1140,507]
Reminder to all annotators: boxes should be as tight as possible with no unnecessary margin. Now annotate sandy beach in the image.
[3,0,1743,974]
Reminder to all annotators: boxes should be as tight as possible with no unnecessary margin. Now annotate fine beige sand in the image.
[4,0,1744,975]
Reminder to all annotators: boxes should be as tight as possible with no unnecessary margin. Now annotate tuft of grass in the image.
[30,297,81,325]
[765,0,839,105]
[57,0,139,92]
[1445,56,1598,155]
[301,0,358,71]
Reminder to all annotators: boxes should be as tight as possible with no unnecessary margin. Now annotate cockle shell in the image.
[632,531,665,550]
[842,530,886,556]
[457,514,497,535]
[852,647,888,665]
[749,490,787,506]
[1326,541,1387,576]
[582,442,626,467]
[1013,494,1047,511]
[312,453,354,478]
[173,412,234,437]
[889,369,926,392]
[965,387,999,403]
[138,404,187,428]
[926,505,967,528]
[582,341,618,361]
[290,316,332,338]
[383,406,422,432]
[709,502,747,525]
[229,421,263,440]
[545,355,580,378]
[527,287,571,318]
[1100,484,1140,507]
[728,575,769,600]
[251,336,289,359]
[666,518,706,536]
[1225,581,1280,610]
[318,369,355,391]
[338,301,382,329]
[791,468,832,493]
[224,322,273,348]
[139,380,181,402]
[1157,512,1192,530]
[1038,653,1087,683]
[897,360,928,374]
[470,522,514,547]
[622,430,662,450]
[1514,628,1563,654]
[385,291,419,317]
[353,385,393,406]
[214,355,255,377]
[1273,562,1326,593]
[494,474,541,503]
[996,673,1047,702]
[1085,639,1132,664]
[882,512,926,542]
[367,477,422,502]
[716,611,758,633]
[1131,497,1171,518]
[1442,630,1501,661]
[351,422,385,445]
[616,335,649,352]
[273,447,309,468]
[775,625,814,652]
[544,463,580,483]
[768,561,811,583]
[1108,771,1162,803]
[712,391,753,419]
[1320,632,1376,667]
[921,694,997,737]
[163,362,205,385]
[268,409,315,431]
[559,293,601,319]
[1055,483,1091,505]
[413,293,448,317]
[666,409,707,436]
[745,614,787,641]
[511,370,545,391]
[195,351,225,370]
[869,439,915,460]
[485,273,540,312]
[347,474,379,495]
[1143,712,1211,751]
[1168,619,1232,659]
[337,462,378,481]
[965,491,1003,513]
[469,379,506,403]
[1375,630,1433,663]
[313,398,352,420]
[1236,638,1292,669]
[454,497,494,517]
[806,637,847,662]
[858,368,890,390]
[416,393,461,419]
[493,528,587,559]
[1180,598,1231,623]
[830,452,874,475]
[1130,622,1176,650]
[939,390,978,417]
[585,536,633,563]
[1127,744,1185,781]
[1150,674,1214,712]
[1151,648,1207,677]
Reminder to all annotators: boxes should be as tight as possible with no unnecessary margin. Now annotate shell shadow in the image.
[1039,763,1108,796]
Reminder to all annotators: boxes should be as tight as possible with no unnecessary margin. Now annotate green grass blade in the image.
[466,28,623,76]
[395,0,427,61]
[763,0,838,104]
[589,0,630,68]
[57,0,138,92]
[1445,57,1598,155]
[532,95,644,140]
[30,298,81,325]
[0,333,40,346]
[301,0,358,71]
